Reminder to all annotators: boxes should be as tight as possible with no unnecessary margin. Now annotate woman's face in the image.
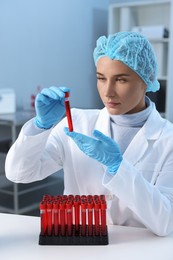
[96,57,147,115]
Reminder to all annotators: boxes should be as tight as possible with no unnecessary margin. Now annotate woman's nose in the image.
[105,81,115,97]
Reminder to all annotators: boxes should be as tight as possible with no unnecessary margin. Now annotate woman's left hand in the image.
[64,127,122,175]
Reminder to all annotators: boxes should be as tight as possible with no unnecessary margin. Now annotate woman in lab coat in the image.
[5,32,173,236]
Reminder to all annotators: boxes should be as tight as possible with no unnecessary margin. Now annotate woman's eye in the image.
[116,78,126,83]
[97,77,105,81]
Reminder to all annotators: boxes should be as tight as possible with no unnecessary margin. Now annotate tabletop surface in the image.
[0,213,173,260]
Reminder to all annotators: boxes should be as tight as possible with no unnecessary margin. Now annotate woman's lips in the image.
[105,101,121,108]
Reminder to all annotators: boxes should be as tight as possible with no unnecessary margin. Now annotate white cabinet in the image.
[108,0,173,122]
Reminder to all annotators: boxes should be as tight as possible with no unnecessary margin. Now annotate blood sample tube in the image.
[75,195,81,201]
[87,195,93,201]
[43,194,52,201]
[66,201,73,236]
[54,195,61,202]
[94,195,99,202]
[88,200,94,236]
[62,195,68,202]
[101,201,107,236]
[64,92,73,132]
[81,201,87,236]
[47,201,53,236]
[100,195,106,202]
[40,201,47,236]
[81,195,87,201]
[60,201,66,236]
[67,196,74,225]
[94,201,100,236]
[68,194,74,201]
[53,201,59,236]
[74,198,80,233]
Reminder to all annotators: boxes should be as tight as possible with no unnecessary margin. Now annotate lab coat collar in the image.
[141,104,166,140]
[95,105,166,140]
[95,105,166,165]
[95,107,112,137]
[123,106,166,163]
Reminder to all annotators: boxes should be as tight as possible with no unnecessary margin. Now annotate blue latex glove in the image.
[64,128,123,175]
[34,86,70,129]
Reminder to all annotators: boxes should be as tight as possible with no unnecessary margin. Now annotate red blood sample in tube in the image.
[62,195,68,201]
[94,195,99,202]
[100,195,106,202]
[75,195,81,201]
[66,201,73,236]
[43,194,52,201]
[68,194,74,201]
[65,92,73,132]
[60,202,66,236]
[87,195,93,201]
[81,201,87,236]
[67,196,74,226]
[101,201,107,236]
[47,201,53,236]
[88,200,94,236]
[74,198,80,232]
[40,201,47,236]
[94,202,100,236]
[53,201,59,236]
[57,195,62,200]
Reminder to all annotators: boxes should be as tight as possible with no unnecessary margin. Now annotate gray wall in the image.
[0,0,109,111]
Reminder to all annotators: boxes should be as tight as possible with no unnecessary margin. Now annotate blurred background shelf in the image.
[108,0,173,122]
[0,111,64,216]
[0,162,64,216]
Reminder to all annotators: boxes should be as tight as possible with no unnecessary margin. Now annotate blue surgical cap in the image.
[93,31,160,92]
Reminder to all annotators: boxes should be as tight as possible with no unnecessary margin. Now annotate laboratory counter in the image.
[0,213,173,260]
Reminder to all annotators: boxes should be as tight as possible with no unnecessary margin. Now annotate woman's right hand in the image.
[34,86,70,129]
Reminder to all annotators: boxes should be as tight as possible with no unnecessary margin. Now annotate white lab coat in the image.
[5,105,173,236]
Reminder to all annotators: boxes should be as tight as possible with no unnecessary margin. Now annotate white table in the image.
[0,213,173,260]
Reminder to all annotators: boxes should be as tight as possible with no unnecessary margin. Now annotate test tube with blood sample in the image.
[60,201,66,236]
[66,201,73,236]
[81,200,87,236]
[100,195,106,202]
[64,92,73,132]
[94,201,100,236]
[47,201,53,236]
[40,201,47,236]
[53,201,59,236]
[88,200,94,236]
[74,196,80,233]
[101,200,107,236]
[67,195,74,226]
